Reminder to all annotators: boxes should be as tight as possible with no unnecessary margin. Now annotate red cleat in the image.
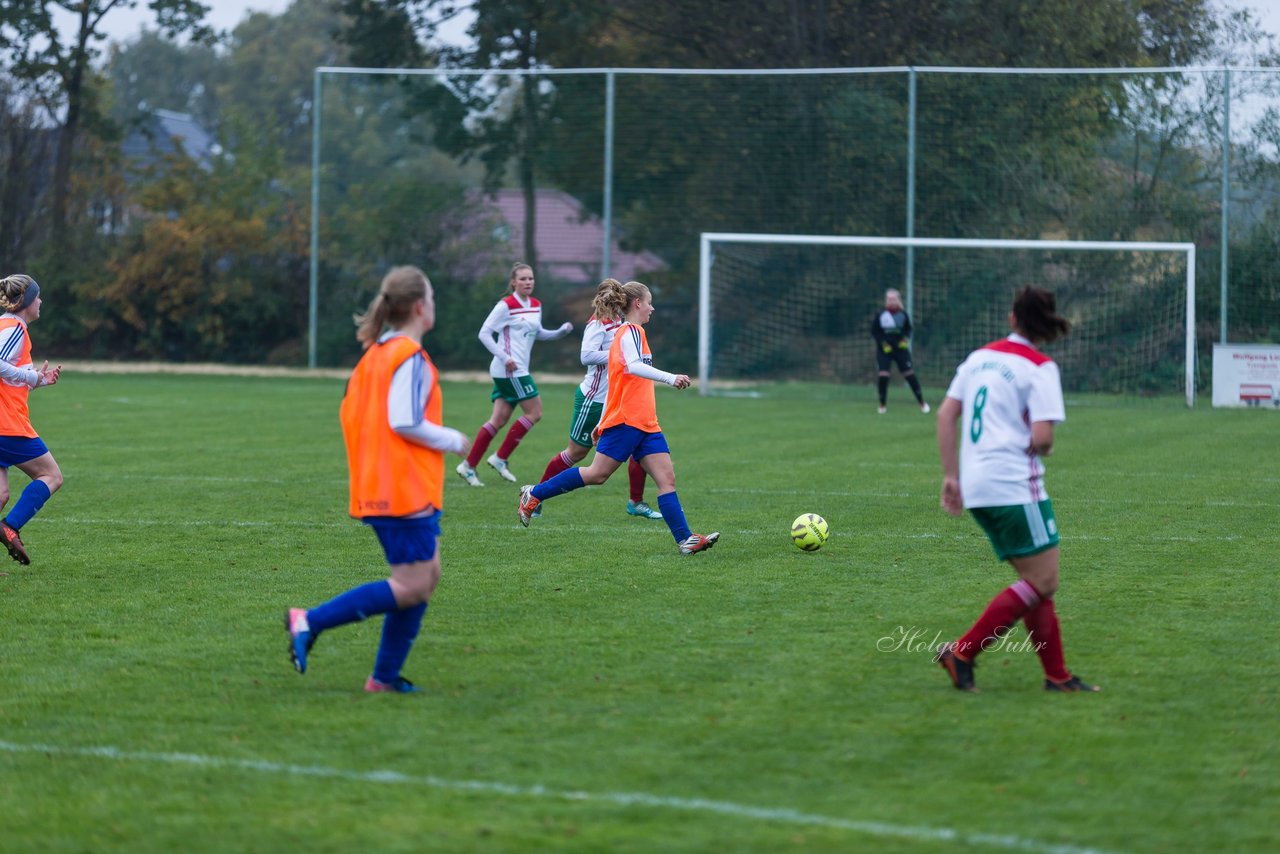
[1,521,29,565]
[517,485,541,527]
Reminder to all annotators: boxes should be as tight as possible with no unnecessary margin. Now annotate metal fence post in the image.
[1220,68,1230,345]
[308,68,322,369]
[602,70,615,282]
[905,67,917,319]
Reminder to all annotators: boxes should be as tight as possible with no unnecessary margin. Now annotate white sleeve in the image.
[0,326,38,387]
[387,354,469,453]
[477,302,510,361]
[537,320,572,341]
[1027,362,1066,423]
[579,321,609,366]
[618,327,678,386]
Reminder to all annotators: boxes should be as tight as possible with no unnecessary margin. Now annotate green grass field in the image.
[1,371,1276,853]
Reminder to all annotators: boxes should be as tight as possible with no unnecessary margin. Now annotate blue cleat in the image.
[626,500,663,520]
[285,608,313,674]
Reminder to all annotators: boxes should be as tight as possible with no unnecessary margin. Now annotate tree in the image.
[592,0,1215,69]
[0,76,55,271]
[337,0,611,269]
[220,1,353,168]
[95,132,306,362]
[0,0,215,239]
[458,0,605,268]
[105,29,224,131]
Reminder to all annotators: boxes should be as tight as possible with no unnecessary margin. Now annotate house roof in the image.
[122,108,217,169]
[487,188,666,285]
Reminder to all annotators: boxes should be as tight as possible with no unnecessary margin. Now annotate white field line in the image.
[700,488,1279,507]
[34,517,1262,543]
[850,463,1280,484]
[65,472,1280,501]
[0,740,1118,854]
[76,483,1280,509]
[68,477,1280,505]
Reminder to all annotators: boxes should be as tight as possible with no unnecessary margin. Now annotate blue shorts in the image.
[595,424,669,462]
[363,512,441,565]
[0,436,49,468]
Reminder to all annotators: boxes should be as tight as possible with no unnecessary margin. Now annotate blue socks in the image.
[6,479,51,530]
[372,602,427,684]
[307,580,398,633]
[657,491,691,543]
[532,467,585,501]
[304,580,431,684]
[533,470,693,544]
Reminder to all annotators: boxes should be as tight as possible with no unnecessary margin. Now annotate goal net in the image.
[698,233,1196,406]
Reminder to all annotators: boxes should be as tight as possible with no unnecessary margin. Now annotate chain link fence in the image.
[310,66,1280,396]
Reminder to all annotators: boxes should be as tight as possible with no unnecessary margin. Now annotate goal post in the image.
[698,233,1197,407]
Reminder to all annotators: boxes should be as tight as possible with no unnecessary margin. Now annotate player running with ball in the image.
[517,279,719,555]
[535,278,665,521]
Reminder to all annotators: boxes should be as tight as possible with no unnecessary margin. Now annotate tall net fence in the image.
[313,67,1280,394]
[700,237,1191,398]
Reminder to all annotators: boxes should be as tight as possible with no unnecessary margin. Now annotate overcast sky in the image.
[56,0,473,47]
[56,0,291,43]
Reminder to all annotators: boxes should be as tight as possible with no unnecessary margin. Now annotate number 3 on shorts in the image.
[970,385,987,443]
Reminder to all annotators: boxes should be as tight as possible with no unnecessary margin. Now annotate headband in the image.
[18,280,39,311]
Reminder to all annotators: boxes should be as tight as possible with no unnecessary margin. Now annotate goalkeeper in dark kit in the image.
[871,288,929,414]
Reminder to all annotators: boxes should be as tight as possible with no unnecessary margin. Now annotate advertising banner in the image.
[1212,344,1280,408]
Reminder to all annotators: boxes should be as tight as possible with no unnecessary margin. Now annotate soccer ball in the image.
[791,513,829,551]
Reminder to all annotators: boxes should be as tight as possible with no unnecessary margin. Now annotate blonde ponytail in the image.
[354,266,430,347]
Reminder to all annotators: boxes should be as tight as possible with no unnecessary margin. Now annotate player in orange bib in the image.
[517,280,720,555]
[535,278,665,521]
[0,274,63,565]
[285,266,471,693]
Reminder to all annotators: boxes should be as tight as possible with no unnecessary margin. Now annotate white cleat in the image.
[877,406,887,415]
[455,461,484,487]
[487,454,518,483]
[679,532,721,555]
[920,402,931,414]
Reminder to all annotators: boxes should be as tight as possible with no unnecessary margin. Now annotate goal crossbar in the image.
[698,232,1197,406]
